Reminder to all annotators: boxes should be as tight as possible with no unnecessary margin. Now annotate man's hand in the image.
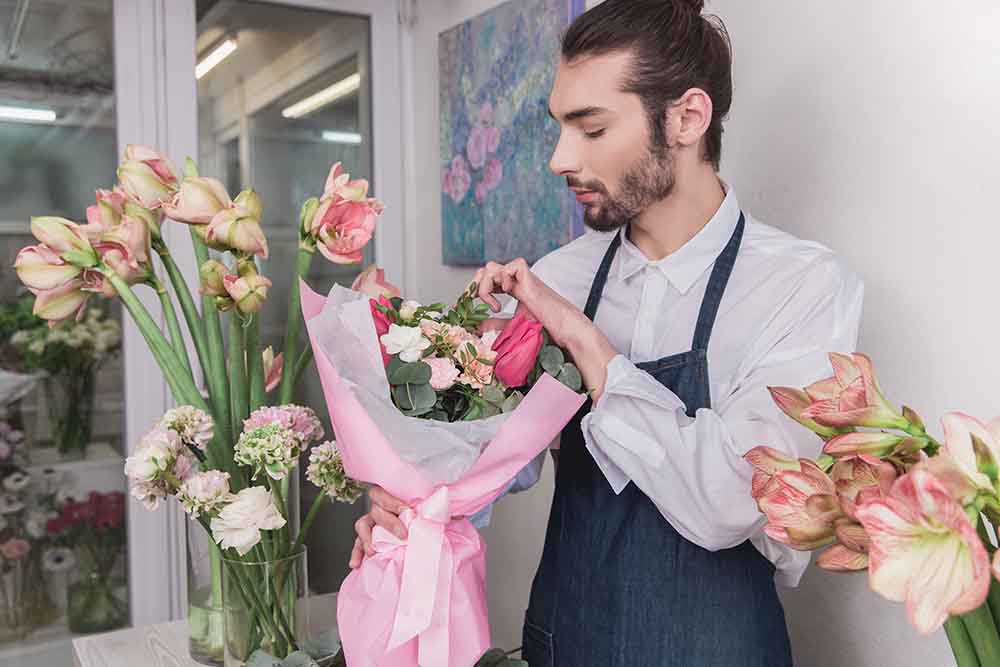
[472,258,619,399]
[349,486,408,569]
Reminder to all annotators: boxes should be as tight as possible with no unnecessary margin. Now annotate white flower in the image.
[124,427,183,483]
[0,494,24,514]
[425,310,443,320]
[398,300,421,321]
[42,547,76,573]
[25,511,48,539]
[159,406,215,450]
[177,471,232,518]
[55,488,87,505]
[306,442,364,503]
[130,480,167,510]
[210,486,286,556]
[235,423,299,481]
[3,471,30,492]
[380,324,432,363]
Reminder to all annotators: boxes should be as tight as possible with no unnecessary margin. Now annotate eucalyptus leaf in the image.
[482,402,501,418]
[502,391,524,413]
[539,346,565,375]
[476,648,508,666]
[387,355,406,379]
[388,360,432,386]
[246,650,281,667]
[410,382,438,410]
[482,383,507,407]
[280,651,320,667]
[557,363,583,392]
[301,631,341,660]
[393,383,414,410]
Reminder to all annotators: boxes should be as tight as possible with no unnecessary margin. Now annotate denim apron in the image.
[522,213,793,666]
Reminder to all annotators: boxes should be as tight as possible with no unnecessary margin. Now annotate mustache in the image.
[566,177,608,195]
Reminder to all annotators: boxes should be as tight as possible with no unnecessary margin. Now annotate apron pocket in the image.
[521,616,555,667]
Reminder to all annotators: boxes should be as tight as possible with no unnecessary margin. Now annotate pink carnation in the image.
[426,357,461,391]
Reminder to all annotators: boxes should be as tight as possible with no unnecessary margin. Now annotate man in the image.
[351,0,864,664]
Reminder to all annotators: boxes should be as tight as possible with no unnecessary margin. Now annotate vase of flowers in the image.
[8,306,121,458]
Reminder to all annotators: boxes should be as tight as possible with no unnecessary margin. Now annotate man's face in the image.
[548,50,674,232]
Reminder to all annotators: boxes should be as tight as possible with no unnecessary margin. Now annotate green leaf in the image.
[482,383,506,407]
[539,346,565,375]
[502,391,524,413]
[301,630,341,660]
[387,355,406,379]
[476,649,508,666]
[388,360,432,386]
[279,651,320,667]
[556,364,582,392]
[246,650,281,667]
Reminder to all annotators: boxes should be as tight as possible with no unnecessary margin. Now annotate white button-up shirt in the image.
[489,187,865,588]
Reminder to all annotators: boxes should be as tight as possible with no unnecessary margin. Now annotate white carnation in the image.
[210,486,286,556]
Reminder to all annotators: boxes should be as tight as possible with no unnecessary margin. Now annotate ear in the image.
[665,87,713,150]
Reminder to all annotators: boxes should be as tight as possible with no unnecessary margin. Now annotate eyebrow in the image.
[547,105,610,123]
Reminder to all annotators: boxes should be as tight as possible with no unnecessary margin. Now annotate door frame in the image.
[115,0,405,626]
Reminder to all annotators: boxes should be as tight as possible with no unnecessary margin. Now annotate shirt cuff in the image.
[581,354,687,494]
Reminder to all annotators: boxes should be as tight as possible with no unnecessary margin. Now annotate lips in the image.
[571,188,601,204]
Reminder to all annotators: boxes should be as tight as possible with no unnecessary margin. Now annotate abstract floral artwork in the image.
[439,0,586,266]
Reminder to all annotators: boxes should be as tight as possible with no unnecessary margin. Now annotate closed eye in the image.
[585,129,606,139]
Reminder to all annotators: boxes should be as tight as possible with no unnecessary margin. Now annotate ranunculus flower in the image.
[0,538,31,561]
[223,273,272,314]
[117,145,178,208]
[491,313,544,388]
[206,206,268,258]
[351,265,400,299]
[856,467,991,634]
[380,324,432,363]
[940,411,1000,492]
[263,347,283,393]
[210,486,286,556]
[426,357,460,390]
[177,470,232,518]
[745,446,843,550]
[799,353,907,429]
[161,176,232,224]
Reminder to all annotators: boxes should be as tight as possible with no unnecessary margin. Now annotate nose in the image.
[548,129,579,178]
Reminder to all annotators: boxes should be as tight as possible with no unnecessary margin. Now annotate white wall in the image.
[400,0,1000,664]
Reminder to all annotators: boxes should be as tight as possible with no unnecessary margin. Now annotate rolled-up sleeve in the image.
[580,256,864,554]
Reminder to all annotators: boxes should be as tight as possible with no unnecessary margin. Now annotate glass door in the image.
[0,2,129,665]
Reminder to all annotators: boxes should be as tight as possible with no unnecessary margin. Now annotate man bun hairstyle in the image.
[562,0,733,171]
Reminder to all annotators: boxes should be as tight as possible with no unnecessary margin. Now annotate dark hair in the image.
[562,0,733,170]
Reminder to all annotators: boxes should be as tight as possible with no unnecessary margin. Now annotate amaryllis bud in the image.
[234,189,263,220]
[262,347,283,393]
[14,245,82,290]
[162,176,232,225]
[206,207,269,258]
[199,260,233,297]
[30,217,97,266]
[223,273,271,314]
[124,201,163,240]
[117,145,178,209]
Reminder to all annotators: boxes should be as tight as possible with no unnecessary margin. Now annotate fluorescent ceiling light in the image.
[196,38,238,80]
[0,105,57,123]
[282,73,361,119]
[322,131,362,145]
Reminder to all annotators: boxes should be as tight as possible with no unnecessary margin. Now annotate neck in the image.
[628,165,726,262]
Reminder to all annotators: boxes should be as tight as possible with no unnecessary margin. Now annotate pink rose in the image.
[0,538,31,561]
[491,313,544,388]
[426,357,460,390]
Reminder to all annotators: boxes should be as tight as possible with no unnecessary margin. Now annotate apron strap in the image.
[582,231,622,322]
[691,213,745,351]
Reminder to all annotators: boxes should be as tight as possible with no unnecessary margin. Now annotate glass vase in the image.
[0,556,58,644]
[222,548,326,667]
[42,369,96,458]
[188,520,225,665]
[66,571,128,634]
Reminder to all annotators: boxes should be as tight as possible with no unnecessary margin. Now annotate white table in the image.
[72,593,339,667]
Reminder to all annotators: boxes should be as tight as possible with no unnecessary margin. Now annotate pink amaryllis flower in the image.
[117,145,179,209]
[855,467,991,634]
[161,176,233,225]
[351,265,400,299]
[768,386,842,439]
[262,346,283,393]
[940,411,1000,492]
[745,446,843,550]
[799,353,907,429]
[304,163,382,265]
[206,206,269,258]
[822,431,921,459]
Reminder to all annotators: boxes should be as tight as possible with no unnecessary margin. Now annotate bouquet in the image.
[303,275,587,666]
[7,305,121,455]
[12,145,378,665]
[747,352,1000,665]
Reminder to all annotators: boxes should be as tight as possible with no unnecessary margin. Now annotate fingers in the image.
[369,486,407,515]
[477,261,504,312]
[349,537,365,569]
[371,503,408,540]
[353,514,375,563]
[479,317,508,334]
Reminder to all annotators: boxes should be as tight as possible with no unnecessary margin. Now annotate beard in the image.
[571,135,675,233]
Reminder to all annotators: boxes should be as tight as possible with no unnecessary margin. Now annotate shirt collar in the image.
[616,186,742,295]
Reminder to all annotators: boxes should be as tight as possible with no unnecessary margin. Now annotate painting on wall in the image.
[439,0,586,266]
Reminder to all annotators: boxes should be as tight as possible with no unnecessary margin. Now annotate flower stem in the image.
[960,603,1000,665]
[287,493,325,560]
[228,313,249,439]
[277,246,316,405]
[246,314,265,411]
[945,617,980,666]
[153,242,211,397]
[293,346,313,386]
[154,278,194,381]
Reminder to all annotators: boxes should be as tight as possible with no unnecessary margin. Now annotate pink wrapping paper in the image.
[301,280,585,667]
